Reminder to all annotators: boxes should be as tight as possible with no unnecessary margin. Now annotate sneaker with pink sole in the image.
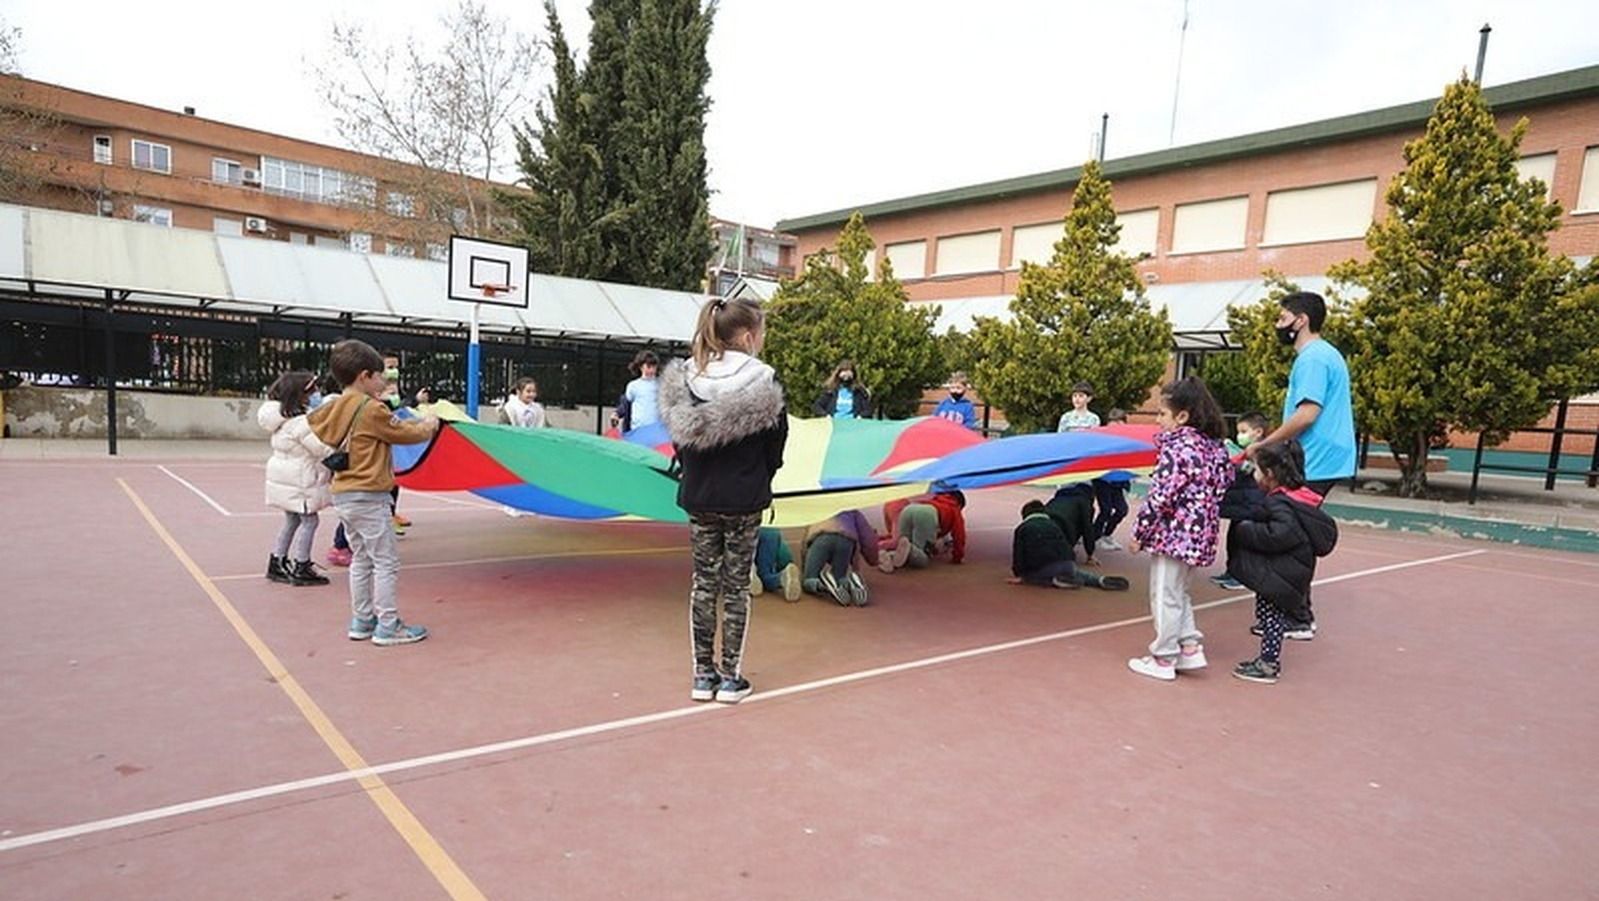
[1128,655,1177,681]
[1175,645,1208,671]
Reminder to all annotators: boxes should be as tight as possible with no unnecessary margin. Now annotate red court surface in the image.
[3,456,1597,899]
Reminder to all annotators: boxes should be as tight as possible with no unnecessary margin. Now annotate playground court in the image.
[2,454,1596,900]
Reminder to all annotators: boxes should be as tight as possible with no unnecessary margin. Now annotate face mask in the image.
[308,391,323,409]
[383,368,400,381]
[950,390,965,400]
[1275,320,1300,346]
[1236,433,1255,448]
[839,374,854,385]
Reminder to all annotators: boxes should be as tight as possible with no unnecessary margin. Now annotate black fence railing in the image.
[1469,399,1599,503]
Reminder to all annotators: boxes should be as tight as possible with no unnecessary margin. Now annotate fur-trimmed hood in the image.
[659,353,785,451]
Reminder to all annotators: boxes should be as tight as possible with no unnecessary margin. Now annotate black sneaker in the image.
[1233,658,1281,684]
[1250,623,1263,637]
[1285,621,1317,641]
[818,569,849,606]
[690,669,720,702]
[266,555,292,584]
[714,675,752,704]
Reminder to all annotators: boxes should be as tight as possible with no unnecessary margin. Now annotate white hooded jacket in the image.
[259,400,336,514]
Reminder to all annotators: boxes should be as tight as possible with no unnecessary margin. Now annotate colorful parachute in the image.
[395,403,1157,527]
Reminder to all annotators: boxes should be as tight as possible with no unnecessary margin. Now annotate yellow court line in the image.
[116,479,486,901]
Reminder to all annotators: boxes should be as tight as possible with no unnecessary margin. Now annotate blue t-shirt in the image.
[833,386,855,419]
[932,396,977,428]
[1284,338,1356,481]
[625,377,660,428]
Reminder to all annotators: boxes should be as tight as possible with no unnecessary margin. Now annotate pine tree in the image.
[618,0,714,290]
[1330,76,1599,496]
[969,161,1171,432]
[764,213,947,417]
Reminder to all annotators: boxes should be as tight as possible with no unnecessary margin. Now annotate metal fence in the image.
[1469,399,1599,502]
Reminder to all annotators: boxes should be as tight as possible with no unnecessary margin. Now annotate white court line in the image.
[0,547,1483,855]
[209,545,685,581]
[155,465,233,516]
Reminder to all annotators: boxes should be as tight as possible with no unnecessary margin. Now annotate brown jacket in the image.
[308,389,434,494]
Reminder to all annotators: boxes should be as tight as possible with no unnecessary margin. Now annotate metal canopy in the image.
[0,203,702,343]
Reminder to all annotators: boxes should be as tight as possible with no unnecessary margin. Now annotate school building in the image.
[775,64,1599,455]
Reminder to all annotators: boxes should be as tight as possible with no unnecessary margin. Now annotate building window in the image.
[1010,222,1059,268]
[133,205,173,227]
[935,230,1002,276]
[1576,146,1599,213]
[262,155,375,206]
[1113,208,1160,257]
[1261,179,1377,246]
[1514,153,1558,200]
[93,135,112,165]
[212,157,243,185]
[884,240,927,280]
[1170,196,1249,254]
[425,242,447,262]
[131,139,171,174]
[384,242,416,258]
[386,192,416,218]
[347,232,372,254]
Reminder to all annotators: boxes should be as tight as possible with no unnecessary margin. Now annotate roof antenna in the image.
[1168,0,1190,146]
[1474,23,1491,83]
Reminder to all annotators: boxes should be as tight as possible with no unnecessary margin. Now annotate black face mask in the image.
[839,375,854,385]
[950,390,965,400]
[1275,323,1299,346]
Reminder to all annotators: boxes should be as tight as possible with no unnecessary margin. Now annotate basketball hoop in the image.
[478,283,516,299]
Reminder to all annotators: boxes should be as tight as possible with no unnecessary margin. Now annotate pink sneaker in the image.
[325,547,353,567]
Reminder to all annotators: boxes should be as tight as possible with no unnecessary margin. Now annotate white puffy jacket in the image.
[259,400,336,513]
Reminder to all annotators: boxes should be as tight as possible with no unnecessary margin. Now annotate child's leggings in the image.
[688,512,762,677]
[804,533,857,582]
[1255,596,1286,662]
[1092,480,1130,539]
[273,511,320,563]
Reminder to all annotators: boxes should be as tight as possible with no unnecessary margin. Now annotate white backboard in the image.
[448,235,530,308]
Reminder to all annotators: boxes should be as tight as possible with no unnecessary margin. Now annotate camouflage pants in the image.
[688,511,763,677]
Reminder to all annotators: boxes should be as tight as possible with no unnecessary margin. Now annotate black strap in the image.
[337,397,371,451]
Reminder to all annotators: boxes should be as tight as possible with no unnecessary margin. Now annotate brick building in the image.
[0,74,509,260]
[776,64,1599,454]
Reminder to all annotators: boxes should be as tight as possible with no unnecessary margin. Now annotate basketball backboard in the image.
[448,235,530,309]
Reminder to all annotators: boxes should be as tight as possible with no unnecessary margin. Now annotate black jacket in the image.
[1044,484,1096,559]
[1230,491,1339,623]
[813,385,872,419]
[660,355,788,516]
[1012,513,1070,577]
[1219,466,1265,520]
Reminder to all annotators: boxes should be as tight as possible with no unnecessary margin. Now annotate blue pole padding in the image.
[466,341,481,420]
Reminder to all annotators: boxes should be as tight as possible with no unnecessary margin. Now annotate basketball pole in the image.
[466,301,482,420]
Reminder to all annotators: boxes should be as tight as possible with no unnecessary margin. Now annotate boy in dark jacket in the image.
[1011,501,1127,590]
[1229,440,1338,683]
[1043,483,1098,566]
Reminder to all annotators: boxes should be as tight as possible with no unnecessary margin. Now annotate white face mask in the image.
[308,391,324,409]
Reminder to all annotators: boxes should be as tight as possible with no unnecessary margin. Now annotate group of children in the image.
[255,307,1339,701]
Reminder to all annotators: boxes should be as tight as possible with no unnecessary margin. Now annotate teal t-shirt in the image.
[1284,338,1356,481]
[834,386,855,419]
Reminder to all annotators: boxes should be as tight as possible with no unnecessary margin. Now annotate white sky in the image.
[5,1,1595,227]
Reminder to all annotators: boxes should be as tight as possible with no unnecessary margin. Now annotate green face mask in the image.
[1236,433,1256,448]
[383,368,400,381]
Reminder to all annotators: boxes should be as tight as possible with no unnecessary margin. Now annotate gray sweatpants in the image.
[897,504,940,568]
[272,511,319,563]
[1148,554,1203,658]
[334,492,401,627]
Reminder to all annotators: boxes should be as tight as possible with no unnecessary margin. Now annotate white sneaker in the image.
[748,566,764,597]
[1175,645,1208,671]
[1098,536,1124,552]
[1128,655,1177,681]
[889,536,913,569]
[1285,623,1316,641]
[780,563,802,602]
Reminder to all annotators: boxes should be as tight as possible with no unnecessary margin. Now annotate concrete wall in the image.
[2,385,617,439]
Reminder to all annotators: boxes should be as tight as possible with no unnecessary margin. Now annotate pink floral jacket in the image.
[1133,426,1234,567]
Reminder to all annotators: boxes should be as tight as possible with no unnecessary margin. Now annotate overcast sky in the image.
[5,1,1595,227]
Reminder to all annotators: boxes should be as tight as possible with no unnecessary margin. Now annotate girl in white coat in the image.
[260,370,336,586]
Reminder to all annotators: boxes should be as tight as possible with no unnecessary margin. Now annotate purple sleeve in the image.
[845,510,882,566]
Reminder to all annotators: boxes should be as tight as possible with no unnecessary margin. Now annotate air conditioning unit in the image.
[244,217,269,233]
[241,168,261,186]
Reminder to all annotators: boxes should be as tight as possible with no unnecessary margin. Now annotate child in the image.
[503,377,548,428]
[309,340,440,646]
[1091,408,1133,551]
[378,350,421,534]
[750,527,802,602]
[814,360,872,419]
[801,510,881,605]
[1011,500,1129,590]
[1043,482,1098,566]
[879,488,967,572]
[659,298,788,704]
[1127,377,1234,681]
[1212,411,1269,590]
[1227,441,1338,683]
[932,372,978,429]
[613,350,661,433]
[259,370,335,587]
[1056,381,1101,432]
